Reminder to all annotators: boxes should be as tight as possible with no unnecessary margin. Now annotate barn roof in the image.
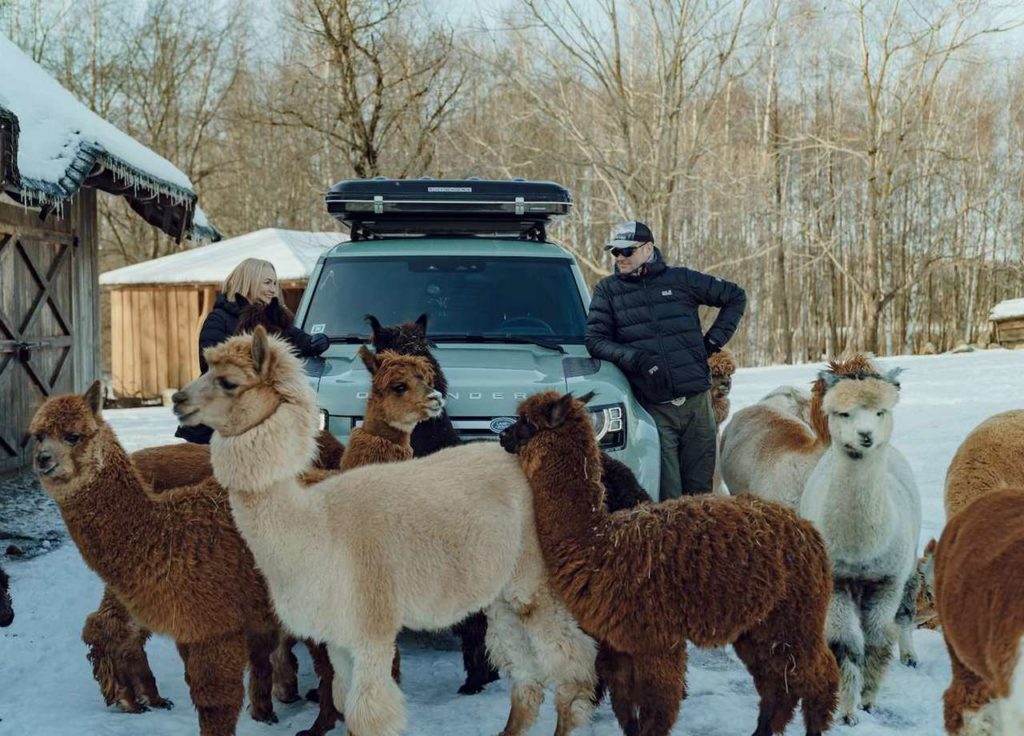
[99,228,344,286]
[990,297,1024,322]
[0,34,219,242]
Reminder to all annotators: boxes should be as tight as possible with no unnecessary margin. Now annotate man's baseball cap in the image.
[605,220,654,249]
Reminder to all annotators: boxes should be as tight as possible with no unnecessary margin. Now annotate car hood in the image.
[311,343,577,420]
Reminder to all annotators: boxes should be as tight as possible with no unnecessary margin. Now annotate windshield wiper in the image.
[430,334,566,354]
[325,334,368,344]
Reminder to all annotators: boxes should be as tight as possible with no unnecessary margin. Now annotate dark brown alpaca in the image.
[367,313,499,696]
[500,391,839,736]
[31,383,281,736]
[0,564,13,628]
[935,487,1024,734]
[295,346,442,736]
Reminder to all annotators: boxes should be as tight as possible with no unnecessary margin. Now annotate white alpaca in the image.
[799,367,921,725]
[720,385,825,508]
[174,328,540,736]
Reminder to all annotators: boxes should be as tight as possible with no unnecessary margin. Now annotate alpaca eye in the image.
[392,383,407,394]
[876,409,887,417]
[836,412,850,418]
[64,433,81,445]
[218,378,238,391]
[33,432,45,443]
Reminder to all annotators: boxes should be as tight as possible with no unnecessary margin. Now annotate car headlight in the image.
[589,403,626,450]
[318,408,329,432]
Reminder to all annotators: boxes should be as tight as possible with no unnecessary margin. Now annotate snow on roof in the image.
[990,297,1024,321]
[0,34,217,241]
[100,228,345,286]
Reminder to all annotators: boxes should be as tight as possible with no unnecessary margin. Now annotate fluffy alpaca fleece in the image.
[935,488,1024,735]
[944,410,1024,520]
[799,365,922,724]
[0,564,12,628]
[368,313,499,696]
[30,384,281,736]
[500,390,838,736]
[708,348,737,426]
[485,453,654,736]
[720,355,874,508]
[174,327,538,736]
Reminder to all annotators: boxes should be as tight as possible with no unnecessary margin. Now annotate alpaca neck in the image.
[211,397,317,496]
[61,428,158,588]
[523,435,608,562]
[824,444,895,556]
[361,409,412,449]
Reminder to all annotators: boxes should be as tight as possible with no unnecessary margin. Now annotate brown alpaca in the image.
[82,436,345,716]
[31,383,281,736]
[720,354,873,508]
[944,410,1024,520]
[499,391,838,736]
[708,348,737,426]
[297,345,442,736]
[935,488,1024,734]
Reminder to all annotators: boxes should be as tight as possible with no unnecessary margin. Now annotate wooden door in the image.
[0,224,77,475]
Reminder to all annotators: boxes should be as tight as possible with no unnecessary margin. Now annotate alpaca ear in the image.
[924,538,937,556]
[252,325,269,374]
[83,380,103,416]
[415,313,428,333]
[576,390,596,406]
[358,345,380,375]
[818,371,842,389]
[547,392,578,428]
[883,367,903,389]
[365,315,383,343]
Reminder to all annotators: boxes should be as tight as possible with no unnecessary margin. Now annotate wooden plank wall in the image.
[71,188,100,391]
[109,285,202,398]
[995,318,1024,348]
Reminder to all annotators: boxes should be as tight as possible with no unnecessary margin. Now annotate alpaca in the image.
[944,410,1024,520]
[799,363,922,724]
[172,326,539,736]
[30,384,282,736]
[0,565,12,628]
[81,436,345,716]
[758,385,813,423]
[935,488,1024,735]
[720,355,873,507]
[499,390,838,736]
[708,348,737,426]
[368,312,498,696]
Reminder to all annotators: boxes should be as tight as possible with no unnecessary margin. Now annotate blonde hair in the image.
[222,258,279,304]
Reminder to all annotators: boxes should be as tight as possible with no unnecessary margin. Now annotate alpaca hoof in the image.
[842,712,859,726]
[150,698,174,710]
[305,688,320,703]
[457,681,485,695]
[276,691,302,704]
[118,702,149,714]
[251,708,279,724]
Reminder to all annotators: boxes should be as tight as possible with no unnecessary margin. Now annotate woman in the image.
[175,258,329,443]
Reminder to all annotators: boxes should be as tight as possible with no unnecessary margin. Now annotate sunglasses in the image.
[609,246,641,258]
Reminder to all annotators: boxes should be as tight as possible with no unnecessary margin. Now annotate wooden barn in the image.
[0,36,217,476]
[99,228,342,400]
[990,298,1024,349]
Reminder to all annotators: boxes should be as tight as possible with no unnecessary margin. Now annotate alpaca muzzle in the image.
[171,390,199,424]
[33,450,58,476]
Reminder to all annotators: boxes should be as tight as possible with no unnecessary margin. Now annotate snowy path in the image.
[1,348,1021,735]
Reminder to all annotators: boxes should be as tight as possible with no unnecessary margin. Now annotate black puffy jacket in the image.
[585,249,746,404]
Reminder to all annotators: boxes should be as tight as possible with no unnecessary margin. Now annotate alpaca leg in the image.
[270,634,301,703]
[176,634,247,736]
[245,629,278,723]
[860,582,901,710]
[634,650,686,736]
[797,645,839,736]
[732,633,799,736]
[896,573,920,667]
[553,680,597,736]
[327,643,354,718]
[943,637,993,735]
[498,680,544,736]
[826,589,865,725]
[344,641,407,736]
[128,629,173,709]
[597,644,639,736]
[298,642,341,736]
[454,611,500,695]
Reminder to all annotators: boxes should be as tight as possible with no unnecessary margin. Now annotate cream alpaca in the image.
[173,327,535,736]
[799,367,922,724]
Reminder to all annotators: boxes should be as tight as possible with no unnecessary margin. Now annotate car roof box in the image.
[325,177,572,240]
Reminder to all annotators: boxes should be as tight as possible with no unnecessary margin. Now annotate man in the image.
[585,220,746,500]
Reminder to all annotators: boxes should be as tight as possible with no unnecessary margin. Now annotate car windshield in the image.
[302,255,587,343]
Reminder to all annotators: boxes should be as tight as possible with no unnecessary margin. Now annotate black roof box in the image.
[325,177,572,240]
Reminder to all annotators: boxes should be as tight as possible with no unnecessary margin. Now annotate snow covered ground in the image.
[1,348,1021,735]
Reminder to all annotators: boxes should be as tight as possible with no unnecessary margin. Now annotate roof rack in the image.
[325,177,572,242]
